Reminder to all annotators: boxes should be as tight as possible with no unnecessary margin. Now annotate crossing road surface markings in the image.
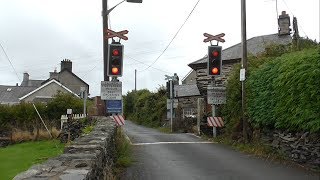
[132,141,216,146]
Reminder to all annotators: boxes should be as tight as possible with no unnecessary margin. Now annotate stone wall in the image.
[14,116,117,180]
[261,130,320,170]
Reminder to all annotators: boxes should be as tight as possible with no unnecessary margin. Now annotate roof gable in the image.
[174,84,201,98]
[19,79,79,101]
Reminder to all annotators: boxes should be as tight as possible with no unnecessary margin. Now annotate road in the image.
[121,121,319,180]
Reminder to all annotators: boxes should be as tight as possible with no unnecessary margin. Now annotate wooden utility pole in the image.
[102,0,109,82]
[241,0,249,142]
[135,69,137,91]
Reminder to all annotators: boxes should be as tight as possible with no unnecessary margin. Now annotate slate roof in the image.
[174,84,201,98]
[0,85,37,105]
[19,79,79,101]
[21,80,44,87]
[188,34,292,68]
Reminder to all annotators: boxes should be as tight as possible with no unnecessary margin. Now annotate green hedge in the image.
[0,92,83,131]
[123,87,166,127]
[248,48,320,132]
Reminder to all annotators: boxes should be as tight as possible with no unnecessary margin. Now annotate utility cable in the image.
[139,0,201,72]
[125,55,170,74]
[281,0,307,37]
[0,42,21,81]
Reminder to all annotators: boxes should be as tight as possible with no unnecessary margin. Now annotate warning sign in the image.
[101,81,122,100]
[207,87,226,105]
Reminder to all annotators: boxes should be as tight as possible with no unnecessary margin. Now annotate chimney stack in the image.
[20,72,29,86]
[61,59,72,72]
[278,11,291,36]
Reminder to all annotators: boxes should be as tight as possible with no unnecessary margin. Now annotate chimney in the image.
[278,11,291,36]
[50,68,59,80]
[20,72,29,86]
[61,59,72,72]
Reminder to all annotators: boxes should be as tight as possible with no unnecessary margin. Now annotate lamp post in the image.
[102,0,142,81]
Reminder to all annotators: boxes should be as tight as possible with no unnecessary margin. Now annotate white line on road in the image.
[186,133,202,139]
[132,141,216,146]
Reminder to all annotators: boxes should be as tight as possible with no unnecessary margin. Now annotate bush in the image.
[123,87,166,127]
[221,38,320,135]
[248,48,320,132]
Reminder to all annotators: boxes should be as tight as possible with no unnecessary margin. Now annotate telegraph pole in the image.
[135,69,137,91]
[102,0,109,82]
[241,0,249,142]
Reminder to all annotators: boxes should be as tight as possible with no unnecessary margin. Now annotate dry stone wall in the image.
[14,116,117,180]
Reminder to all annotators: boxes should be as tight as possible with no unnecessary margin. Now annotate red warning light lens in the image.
[112,67,119,74]
[212,51,219,57]
[212,67,219,74]
[112,49,120,56]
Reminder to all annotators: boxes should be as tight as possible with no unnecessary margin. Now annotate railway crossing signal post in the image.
[203,32,225,137]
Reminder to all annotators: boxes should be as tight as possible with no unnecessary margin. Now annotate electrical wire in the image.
[125,55,170,74]
[0,42,21,81]
[281,0,307,37]
[139,0,201,72]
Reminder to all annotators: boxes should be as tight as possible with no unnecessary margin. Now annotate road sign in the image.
[207,117,224,127]
[240,68,246,81]
[111,115,125,126]
[203,33,225,43]
[67,109,72,115]
[101,81,122,100]
[105,29,128,40]
[107,100,122,113]
[207,87,226,104]
[166,99,178,109]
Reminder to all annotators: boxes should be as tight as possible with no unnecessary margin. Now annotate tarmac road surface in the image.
[121,121,319,180]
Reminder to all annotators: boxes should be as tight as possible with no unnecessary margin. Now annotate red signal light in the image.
[212,51,219,57]
[112,49,120,56]
[111,67,119,74]
[212,67,219,74]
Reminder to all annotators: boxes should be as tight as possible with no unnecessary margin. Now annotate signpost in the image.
[207,87,226,105]
[105,29,129,40]
[107,100,122,113]
[101,81,122,100]
[203,33,226,43]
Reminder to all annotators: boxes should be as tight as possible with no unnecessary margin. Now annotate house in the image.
[19,79,79,103]
[0,59,88,104]
[187,12,292,95]
[174,84,201,118]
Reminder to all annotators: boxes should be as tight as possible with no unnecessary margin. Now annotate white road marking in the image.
[132,141,216,146]
[187,133,202,139]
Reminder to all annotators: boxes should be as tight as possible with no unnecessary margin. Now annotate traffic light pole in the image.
[170,80,173,133]
[102,0,109,82]
[211,78,217,137]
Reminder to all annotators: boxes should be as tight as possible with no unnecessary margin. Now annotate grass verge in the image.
[0,140,64,180]
[157,127,171,134]
[112,127,133,178]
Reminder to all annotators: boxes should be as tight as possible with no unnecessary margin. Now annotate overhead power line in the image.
[0,42,21,81]
[125,55,170,74]
[140,0,201,72]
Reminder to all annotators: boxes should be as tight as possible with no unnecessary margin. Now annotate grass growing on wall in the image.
[0,140,64,180]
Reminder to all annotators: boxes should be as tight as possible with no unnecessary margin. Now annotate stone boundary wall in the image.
[14,116,117,180]
[261,130,320,170]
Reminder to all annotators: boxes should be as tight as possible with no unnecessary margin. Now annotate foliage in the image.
[82,125,94,135]
[115,128,132,168]
[0,92,84,132]
[0,140,64,180]
[248,48,320,132]
[123,86,167,127]
[46,92,83,120]
[221,38,320,134]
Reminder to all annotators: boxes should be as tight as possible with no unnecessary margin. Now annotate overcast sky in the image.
[0,0,319,96]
